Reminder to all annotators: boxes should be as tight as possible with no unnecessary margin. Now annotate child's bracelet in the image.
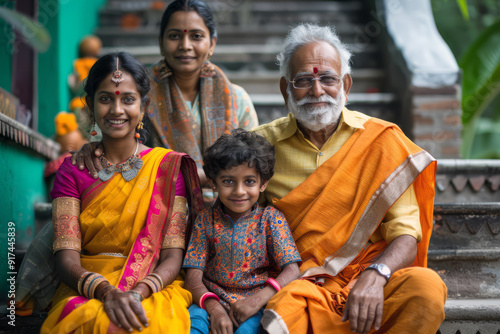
[266,278,282,292]
[199,292,220,310]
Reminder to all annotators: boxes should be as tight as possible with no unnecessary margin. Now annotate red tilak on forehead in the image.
[313,67,318,74]
[115,91,120,95]
[184,29,187,33]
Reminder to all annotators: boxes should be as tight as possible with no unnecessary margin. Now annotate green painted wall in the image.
[37,0,106,137]
[0,139,49,300]
[0,0,105,303]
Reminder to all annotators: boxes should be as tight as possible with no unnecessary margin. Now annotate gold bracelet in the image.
[100,287,119,302]
[82,273,100,298]
[89,276,108,299]
[148,273,164,290]
[148,276,161,293]
[77,271,91,296]
[140,276,159,294]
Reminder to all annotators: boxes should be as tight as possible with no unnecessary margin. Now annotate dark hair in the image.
[83,51,152,142]
[159,0,217,45]
[203,129,275,183]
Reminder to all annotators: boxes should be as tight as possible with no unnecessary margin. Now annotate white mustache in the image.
[296,94,337,106]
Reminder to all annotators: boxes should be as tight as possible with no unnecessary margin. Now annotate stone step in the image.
[96,20,367,42]
[98,1,367,29]
[438,299,500,334]
[429,203,500,299]
[436,159,500,203]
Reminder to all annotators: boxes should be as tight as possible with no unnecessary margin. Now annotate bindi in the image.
[313,67,318,74]
[115,91,120,95]
[184,29,187,33]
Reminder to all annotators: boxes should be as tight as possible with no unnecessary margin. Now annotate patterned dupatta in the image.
[55,148,203,326]
[148,60,239,167]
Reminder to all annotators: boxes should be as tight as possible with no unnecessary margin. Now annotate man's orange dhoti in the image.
[262,118,447,333]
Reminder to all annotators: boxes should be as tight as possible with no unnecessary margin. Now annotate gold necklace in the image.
[97,139,143,182]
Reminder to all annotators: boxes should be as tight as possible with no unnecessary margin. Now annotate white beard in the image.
[287,85,346,132]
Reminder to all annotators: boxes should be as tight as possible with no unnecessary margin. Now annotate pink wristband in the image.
[266,278,281,292]
[199,292,220,310]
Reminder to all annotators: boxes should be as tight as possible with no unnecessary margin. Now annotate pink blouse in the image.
[51,148,186,200]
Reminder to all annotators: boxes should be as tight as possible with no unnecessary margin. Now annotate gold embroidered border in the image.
[52,197,82,253]
[162,196,187,249]
[301,150,435,278]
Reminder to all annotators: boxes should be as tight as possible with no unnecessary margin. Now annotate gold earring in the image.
[137,113,144,130]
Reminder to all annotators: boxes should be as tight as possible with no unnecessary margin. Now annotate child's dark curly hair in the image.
[203,128,275,183]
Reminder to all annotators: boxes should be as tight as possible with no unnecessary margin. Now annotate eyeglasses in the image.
[289,75,341,89]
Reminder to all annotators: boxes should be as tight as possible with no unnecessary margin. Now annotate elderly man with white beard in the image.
[254,24,447,334]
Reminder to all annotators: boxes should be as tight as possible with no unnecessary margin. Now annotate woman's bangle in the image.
[89,276,108,299]
[82,273,100,298]
[148,273,164,290]
[199,292,220,310]
[140,276,160,294]
[129,290,145,302]
[100,287,119,302]
[266,278,282,292]
[77,271,91,296]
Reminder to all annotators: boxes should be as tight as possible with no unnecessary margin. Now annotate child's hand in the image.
[229,295,266,327]
[210,306,233,334]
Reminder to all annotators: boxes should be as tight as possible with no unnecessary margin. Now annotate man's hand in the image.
[70,142,103,178]
[342,270,386,333]
[342,235,418,333]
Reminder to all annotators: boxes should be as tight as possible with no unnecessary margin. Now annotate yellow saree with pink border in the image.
[41,148,203,334]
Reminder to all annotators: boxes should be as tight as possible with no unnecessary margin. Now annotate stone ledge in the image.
[444,299,500,321]
[438,321,500,334]
[429,249,500,261]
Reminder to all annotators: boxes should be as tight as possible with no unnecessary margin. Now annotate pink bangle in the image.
[199,292,220,310]
[266,278,281,292]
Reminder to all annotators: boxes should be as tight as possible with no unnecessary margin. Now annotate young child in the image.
[183,129,301,334]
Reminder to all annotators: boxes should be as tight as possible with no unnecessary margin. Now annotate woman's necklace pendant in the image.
[97,140,143,182]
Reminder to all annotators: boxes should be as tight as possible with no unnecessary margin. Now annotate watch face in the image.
[379,265,390,276]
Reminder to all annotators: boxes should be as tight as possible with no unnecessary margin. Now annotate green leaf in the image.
[0,6,51,52]
[456,0,470,20]
[459,18,500,157]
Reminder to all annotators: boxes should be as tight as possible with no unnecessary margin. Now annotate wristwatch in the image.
[366,263,391,281]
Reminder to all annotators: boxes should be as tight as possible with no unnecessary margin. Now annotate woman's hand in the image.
[102,289,149,332]
[70,142,104,179]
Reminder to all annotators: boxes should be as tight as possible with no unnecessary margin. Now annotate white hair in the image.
[277,23,352,79]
